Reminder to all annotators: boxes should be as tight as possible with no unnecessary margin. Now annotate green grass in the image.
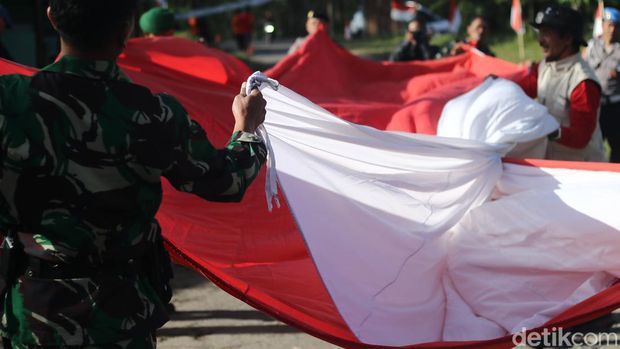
[339,31,544,64]
[490,32,543,64]
[340,35,403,59]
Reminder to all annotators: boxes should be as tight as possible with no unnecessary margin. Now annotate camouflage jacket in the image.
[0,55,267,346]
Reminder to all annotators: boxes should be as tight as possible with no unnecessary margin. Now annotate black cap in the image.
[532,5,586,46]
[307,10,329,23]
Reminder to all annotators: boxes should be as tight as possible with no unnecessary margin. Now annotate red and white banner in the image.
[390,0,416,22]
[448,0,462,33]
[594,0,605,38]
[2,32,620,348]
[510,0,525,34]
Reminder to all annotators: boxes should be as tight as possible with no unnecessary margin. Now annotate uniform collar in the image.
[543,53,581,72]
[41,55,130,82]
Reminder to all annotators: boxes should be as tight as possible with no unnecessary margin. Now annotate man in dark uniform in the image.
[0,5,13,60]
[0,0,267,348]
[390,18,440,62]
[449,16,495,57]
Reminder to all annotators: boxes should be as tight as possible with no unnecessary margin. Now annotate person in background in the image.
[0,0,267,347]
[0,5,13,60]
[519,5,605,162]
[390,17,440,62]
[140,7,176,37]
[288,10,329,54]
[450,16,495,57]
[231,7,255,53]
[585,7,620,163]
[189,16,218,47]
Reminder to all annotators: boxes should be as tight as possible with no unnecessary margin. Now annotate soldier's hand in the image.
[232,82,267,134]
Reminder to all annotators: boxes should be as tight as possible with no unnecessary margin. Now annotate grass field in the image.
[341,31,544,64]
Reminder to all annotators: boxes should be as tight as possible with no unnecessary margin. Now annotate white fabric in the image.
[260,84,620,346]
[447,164,620,339]
[437,78,558,152]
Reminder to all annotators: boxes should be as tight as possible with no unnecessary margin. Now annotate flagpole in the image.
[518,32,525,62]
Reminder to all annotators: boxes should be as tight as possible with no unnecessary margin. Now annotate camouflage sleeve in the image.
[158,94,267,202]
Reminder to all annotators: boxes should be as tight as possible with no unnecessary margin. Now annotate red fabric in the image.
[391,0,411,11]
[518,62,539,98]
[560,80,601,148]
[517,66,601,148]
[1,36,620,349]
[266,29,526,134]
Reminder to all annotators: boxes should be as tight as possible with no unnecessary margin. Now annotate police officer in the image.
[0,0,267,347]
[586,7,620,163]
[519,5,605,162]
[140,7,176,37]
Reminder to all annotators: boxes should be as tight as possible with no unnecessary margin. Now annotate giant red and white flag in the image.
[510,0,525,34]
[594,0,605,38]
[3,33,620,349]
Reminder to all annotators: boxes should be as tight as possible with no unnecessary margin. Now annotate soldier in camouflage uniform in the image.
[0,0,267,348]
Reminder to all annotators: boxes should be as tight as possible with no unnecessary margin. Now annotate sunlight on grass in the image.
[491,32,543,64]
[339,31,544,64]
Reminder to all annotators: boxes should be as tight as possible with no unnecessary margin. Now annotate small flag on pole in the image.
[594,1,604,38]
[510,0,525,34]
[448,0,462,33]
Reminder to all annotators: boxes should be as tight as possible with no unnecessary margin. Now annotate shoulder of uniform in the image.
[0,73,32,87]
[154,92,190,120]
[0,74,33,107]
[575,57,602,86]
[155,93,184,109]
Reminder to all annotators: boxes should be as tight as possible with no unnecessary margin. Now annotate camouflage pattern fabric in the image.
[0,55,267,346]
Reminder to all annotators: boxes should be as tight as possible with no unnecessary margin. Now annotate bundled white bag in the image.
[437,77,559,158]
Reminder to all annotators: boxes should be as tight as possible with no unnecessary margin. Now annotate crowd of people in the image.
[390,15,494,62]
[389,5,620,164]
[0,1,619,348]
